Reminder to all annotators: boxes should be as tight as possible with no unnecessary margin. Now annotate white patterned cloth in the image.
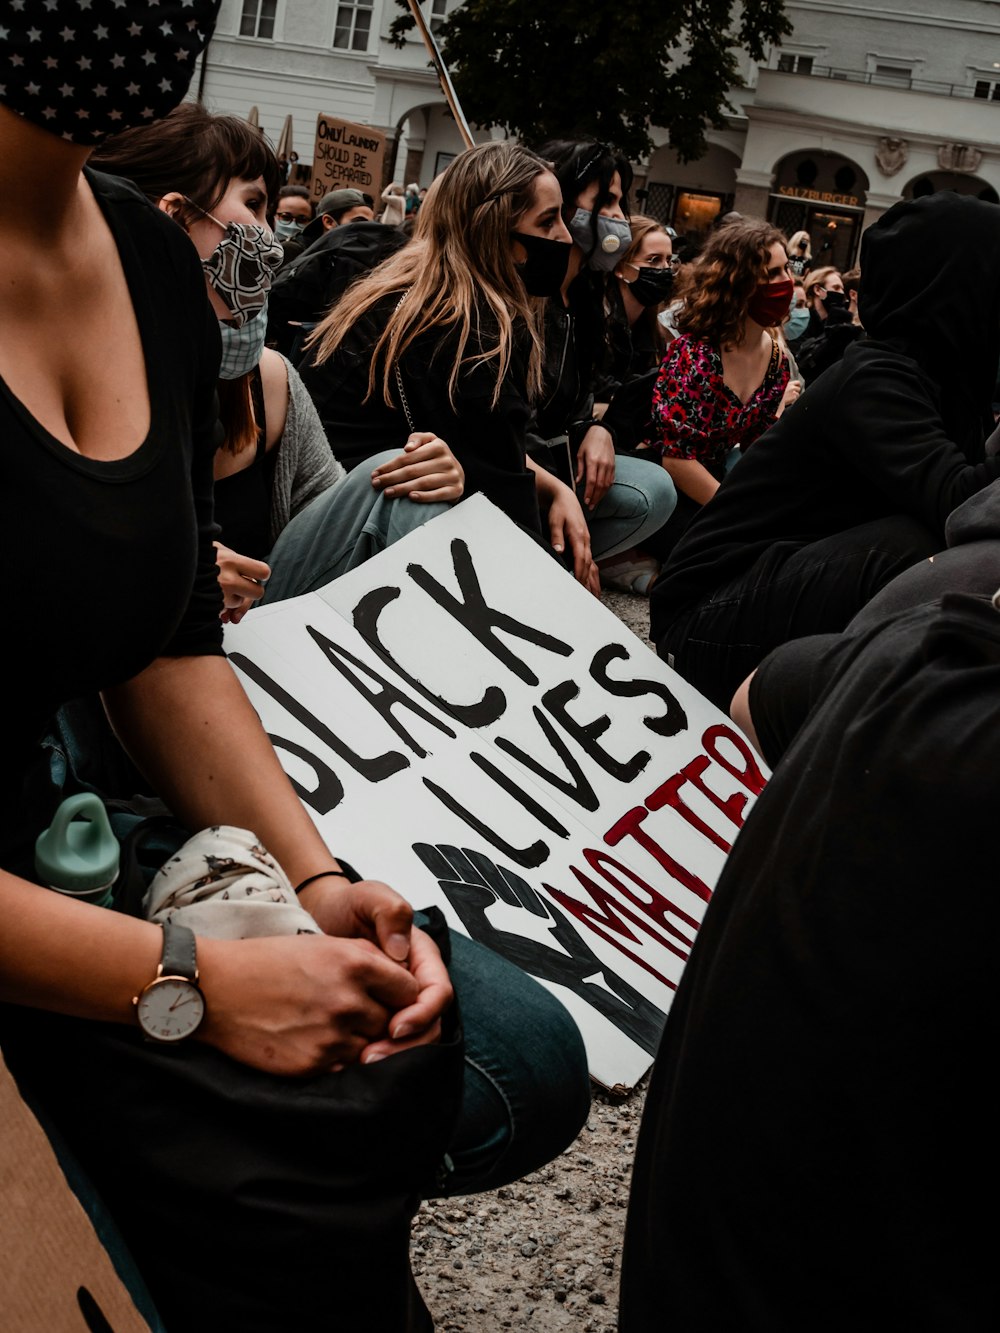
[144,825,321,939]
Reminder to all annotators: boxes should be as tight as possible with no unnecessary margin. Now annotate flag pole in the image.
[404,0,476,150]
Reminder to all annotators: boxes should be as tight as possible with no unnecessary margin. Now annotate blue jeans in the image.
[263,451,452,603]
[435,927,591,1197]
[586,454,677,561]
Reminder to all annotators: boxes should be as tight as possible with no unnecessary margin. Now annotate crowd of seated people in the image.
[2,8,995,1325]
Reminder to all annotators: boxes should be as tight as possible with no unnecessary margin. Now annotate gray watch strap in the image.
[160,920,198,981]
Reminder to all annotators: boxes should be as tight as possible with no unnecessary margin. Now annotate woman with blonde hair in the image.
[642,216,802,554]
[786,227,812,277]
[301,140,671,591]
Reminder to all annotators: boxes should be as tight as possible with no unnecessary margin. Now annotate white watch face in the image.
[137,977,205,1043]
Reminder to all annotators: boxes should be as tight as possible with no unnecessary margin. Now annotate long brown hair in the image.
[309,142,549,407]
[92,103,283,454]
[676,219,787,346]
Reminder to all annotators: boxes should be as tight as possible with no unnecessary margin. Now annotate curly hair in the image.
[676,219,788,345]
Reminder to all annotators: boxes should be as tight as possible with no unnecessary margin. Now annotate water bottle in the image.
[34,793,120,908]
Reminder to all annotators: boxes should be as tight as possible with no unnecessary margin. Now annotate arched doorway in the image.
[902,170,999,203]
[768,150,870,269]
[641,142,740,236]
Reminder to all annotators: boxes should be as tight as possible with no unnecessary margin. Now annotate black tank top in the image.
[213,367,274,560]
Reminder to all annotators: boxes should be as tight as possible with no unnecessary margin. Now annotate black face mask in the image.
[512,231,572,297]
[624,266,675,308]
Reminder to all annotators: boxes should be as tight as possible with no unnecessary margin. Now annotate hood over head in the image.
[859,191,1000,460]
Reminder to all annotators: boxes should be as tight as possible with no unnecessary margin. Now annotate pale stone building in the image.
[641,0,1000,265]
[197,0,1000,264]
[194,0,480,193]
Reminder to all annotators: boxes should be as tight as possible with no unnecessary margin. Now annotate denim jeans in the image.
[586,454,677,561]
[263,451,452,603]
[435,927,591,1197]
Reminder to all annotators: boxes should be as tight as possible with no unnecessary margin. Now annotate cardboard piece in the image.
[310,114,387,203]
[225,498,768,1088]
[0,1052,152,1333]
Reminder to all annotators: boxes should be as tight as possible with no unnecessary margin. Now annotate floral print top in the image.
[645,333,790,470]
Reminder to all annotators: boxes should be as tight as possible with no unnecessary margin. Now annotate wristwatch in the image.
[133,920,206,1044]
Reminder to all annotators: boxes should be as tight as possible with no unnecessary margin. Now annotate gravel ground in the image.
[414,587,654,1330]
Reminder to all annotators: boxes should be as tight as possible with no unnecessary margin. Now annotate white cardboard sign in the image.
[224,497,767,1088]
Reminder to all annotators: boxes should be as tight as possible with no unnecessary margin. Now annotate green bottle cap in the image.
[35,793,120,906]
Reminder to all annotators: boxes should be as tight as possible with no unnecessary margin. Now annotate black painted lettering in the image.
[589,642,687,737]
[422,777,550,868]
[229,651,408,783]
[306,627,456,756]
[495,705,600,811]
[407,538,572,685]
[542,679,650,782]
[352,584,508,728]
[266,734,344,815]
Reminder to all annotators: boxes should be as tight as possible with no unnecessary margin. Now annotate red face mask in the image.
[748,277,794,329]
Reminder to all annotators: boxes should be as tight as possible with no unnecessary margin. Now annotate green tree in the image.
[391,0,790,162]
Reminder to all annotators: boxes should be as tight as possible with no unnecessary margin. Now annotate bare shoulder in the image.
[259,349,290,450]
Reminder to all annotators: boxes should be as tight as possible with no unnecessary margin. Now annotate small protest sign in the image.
[225,498,768,1088]
[310,114,386,202]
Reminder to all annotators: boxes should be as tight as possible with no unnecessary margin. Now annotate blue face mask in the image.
[218,305,268,380]
[274,218,305,241]
[568,209,633,272]
[785,304,811,340]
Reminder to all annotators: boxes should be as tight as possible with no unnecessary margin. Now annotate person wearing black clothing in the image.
[302,142,673,594]
[650,190,1000,711]
[528,142,677,587]
[0,30,585,1333]
[267,216,408,358]
[620,589,1000,1331]
[739,476,1000,766]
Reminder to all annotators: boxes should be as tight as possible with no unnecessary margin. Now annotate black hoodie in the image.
[651,191,1000,643]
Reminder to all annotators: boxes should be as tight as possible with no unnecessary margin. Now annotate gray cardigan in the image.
[268,355,347,544]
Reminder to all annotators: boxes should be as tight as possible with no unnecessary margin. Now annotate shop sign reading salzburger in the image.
[777,185,861,207]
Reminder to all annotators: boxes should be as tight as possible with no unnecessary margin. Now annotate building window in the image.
[333,0,374,51]
[430,0,448,36]
[239,0,276,40]
[872,61,911,87]
[974,79,1000,100]
[776,53,813,75]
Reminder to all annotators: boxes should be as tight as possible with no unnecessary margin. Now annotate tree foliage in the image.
[391,0,791,162]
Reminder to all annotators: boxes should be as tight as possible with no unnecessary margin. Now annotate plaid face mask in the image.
[218,305,268,381]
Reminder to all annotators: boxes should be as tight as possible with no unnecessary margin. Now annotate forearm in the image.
[526,454,563,503]
[103,654,339,889]
[0,873,161,1023]
[661,455,720,505]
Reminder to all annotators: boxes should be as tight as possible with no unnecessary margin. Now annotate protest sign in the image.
[0,1053,152,1332]
[225,498,768,1088]
[310,114,386,202]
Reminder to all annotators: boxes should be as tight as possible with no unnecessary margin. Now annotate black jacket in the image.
[266,222,408,358]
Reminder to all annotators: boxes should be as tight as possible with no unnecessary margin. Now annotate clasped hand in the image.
[197,877,452,1077]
